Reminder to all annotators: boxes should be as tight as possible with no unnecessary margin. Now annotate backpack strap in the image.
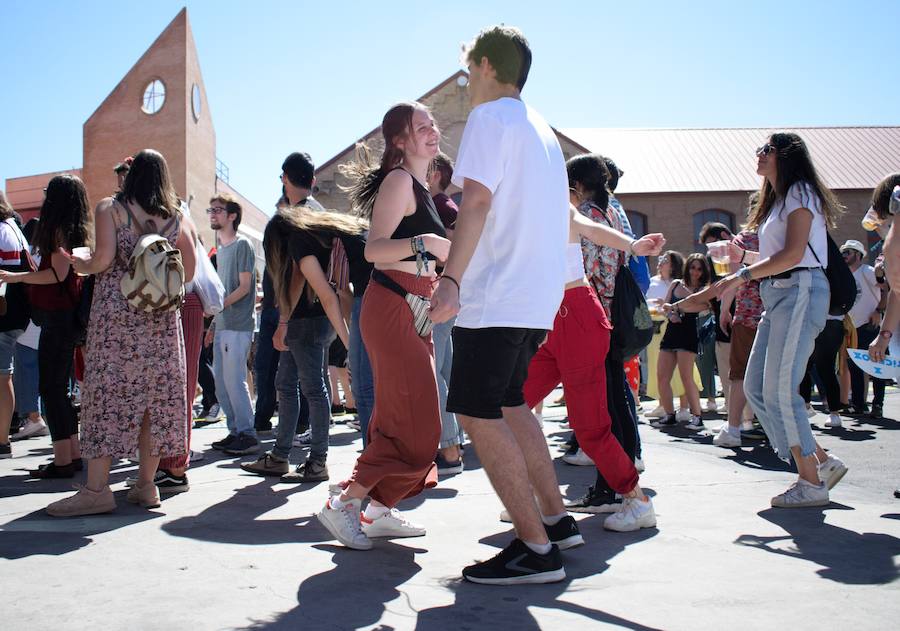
[117,199,143,232]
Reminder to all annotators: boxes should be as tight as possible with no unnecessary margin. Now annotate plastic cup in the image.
[72,247,90,276]
[706,240,731,275]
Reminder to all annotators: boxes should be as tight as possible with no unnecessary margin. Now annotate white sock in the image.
[541,512,567,526]
[363,502,391,520]
[523,540,552,555]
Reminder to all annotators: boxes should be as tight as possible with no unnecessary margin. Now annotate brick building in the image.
[4,9,268,261]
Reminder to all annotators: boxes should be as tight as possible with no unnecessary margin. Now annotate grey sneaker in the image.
[281,458,328,483]
[771,480,829,508]
[817,454,848,490]
[240,452,289,476]
[317,497,372,550]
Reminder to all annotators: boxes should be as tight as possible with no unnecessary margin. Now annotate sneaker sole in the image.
[771,498,830,508]
[463,568,566,585]
[0,453,11,459]
[316,509,373,550]
[126,496,162,508]
[437,466,464,476]
[565,504,620,514]
[603,517,657,532]
[157,483,190,495]
[281,474,329,483]
[822,467,848,491]
[240,467,289,477]
[47,503,116,518]
[362,526,426,538]
[552,534,585,550]
[224,447,260,456]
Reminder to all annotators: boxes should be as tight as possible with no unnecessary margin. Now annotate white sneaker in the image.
[361,508,426,538]
[713,426,742,448]
[634,457,645,473]
[189,449,205,463]
[686,415,705,430]
[499,509,512,523]
[293,429,311,447]
[12,419,49,440]
[207,403,222,420]
[805,404,816,419]
[675,408,692,422]
[771,480,829,508]
[562,449,594,466]
[316,498,372,550]
[347,419,361,431]
[603,496,657,532]
[644,405,666,419]
[825,414,842,428]
[817,454,848,490]
[704,400,719,413]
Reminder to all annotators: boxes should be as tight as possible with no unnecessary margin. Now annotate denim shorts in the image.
[0,329,25,375]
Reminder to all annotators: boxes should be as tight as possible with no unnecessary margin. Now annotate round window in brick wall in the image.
[141,79,166,115]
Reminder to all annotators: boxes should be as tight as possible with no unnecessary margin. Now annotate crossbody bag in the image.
[371,269,433,337]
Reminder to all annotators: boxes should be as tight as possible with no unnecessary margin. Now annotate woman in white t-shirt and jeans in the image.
[714,133,848,508]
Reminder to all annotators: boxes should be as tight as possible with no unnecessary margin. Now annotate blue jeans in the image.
[432,316,461,449]
[349,296,374,446]
[213,329,256,438]
[13,342,40,416]
[273,317,334,461]
[745,269,828,461]
[253,307,280,429]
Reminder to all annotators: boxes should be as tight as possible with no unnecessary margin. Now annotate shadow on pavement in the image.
[240,541,426,630]
[413,525,661,630]
[0,495,162,559]
[735,506,900,584]
[720,445,794,473]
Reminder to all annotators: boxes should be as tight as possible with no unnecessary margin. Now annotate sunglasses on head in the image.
[756,144,776,157]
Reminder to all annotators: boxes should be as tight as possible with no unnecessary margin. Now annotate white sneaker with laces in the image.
[361,508,426,538]
[12,419,50,440]
[771,480,829,508]
[713,426,742,447]
[825,414,842,428]
[207,403,222,420]
[603,497,657,532]
[562,449,594,466]
[704,399,719,413]
[317,498,372,550]
[817,454,848,490]
[675,408,691,422]
[686,415,705,430]
[645,405,666,419]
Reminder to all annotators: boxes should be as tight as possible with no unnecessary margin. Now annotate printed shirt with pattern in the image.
[578,200,623,315]
[732,230,763,328]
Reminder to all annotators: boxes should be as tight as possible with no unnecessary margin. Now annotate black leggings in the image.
[38,315,79,442]
[800,319,844,410]
[594,356,637,493]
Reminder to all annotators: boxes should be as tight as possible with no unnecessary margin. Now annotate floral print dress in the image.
[79,201,187,459]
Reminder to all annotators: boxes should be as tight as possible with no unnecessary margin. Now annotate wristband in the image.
[628,239,637,256]
[879,329,893,340]
[442,274,460,292]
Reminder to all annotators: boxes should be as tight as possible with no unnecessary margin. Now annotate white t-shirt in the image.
[758,182,828,267]
[0,218,26,267]
[451,98,568,329]
[848,264,880,328]
[646,275,672,304]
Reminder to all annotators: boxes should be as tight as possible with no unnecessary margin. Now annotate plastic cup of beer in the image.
[862,206,882,232]
[707,240,731,276]
[72,247,90,276]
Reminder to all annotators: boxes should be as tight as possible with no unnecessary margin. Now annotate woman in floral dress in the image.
[47,149,197,517]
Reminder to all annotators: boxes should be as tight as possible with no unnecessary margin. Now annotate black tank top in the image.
[389,168,447,261]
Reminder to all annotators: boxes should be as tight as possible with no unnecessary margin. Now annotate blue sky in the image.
[2,0,898,212]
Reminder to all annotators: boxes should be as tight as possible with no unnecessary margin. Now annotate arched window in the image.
[693,209,736,250]
[625,211,647,238]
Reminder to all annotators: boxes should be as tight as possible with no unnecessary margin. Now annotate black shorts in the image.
[447,326,547,419]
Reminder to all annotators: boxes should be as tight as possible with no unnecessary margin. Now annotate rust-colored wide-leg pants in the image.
[351,270,441,507]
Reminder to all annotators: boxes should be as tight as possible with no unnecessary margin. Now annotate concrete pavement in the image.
[2,388,898,630]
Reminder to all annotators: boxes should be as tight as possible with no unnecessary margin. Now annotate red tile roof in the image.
[562,127,900,194]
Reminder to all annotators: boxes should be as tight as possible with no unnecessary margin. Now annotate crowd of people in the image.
[1,24,898,585]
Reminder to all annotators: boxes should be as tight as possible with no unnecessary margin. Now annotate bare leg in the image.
[85,457,112,492]
[728,379,748,429]
[340,481,373,503]
[503,404,566,518]
[52,440,73,466]
[791,446,821,485]
[0,375,14,444]
[137,412,161,486]
[69,435,81,460]
[656,351,677,414]
[677,352,702,414]
[328,368,342,407]
[336,367,355,408]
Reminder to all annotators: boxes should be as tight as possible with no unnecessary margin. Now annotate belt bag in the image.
[371,269,433,337]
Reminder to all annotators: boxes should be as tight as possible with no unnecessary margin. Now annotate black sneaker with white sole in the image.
[462,538,565,585]
[0,442,10,459]
[650,414,677,428]
[156,469,190,494]
[544,515,584,550]
[565,486,622,514]
[223,434,260,456]
[211,434,238,451]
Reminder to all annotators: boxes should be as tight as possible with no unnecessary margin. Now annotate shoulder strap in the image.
[117,199,143,232]
[371,269,408,299]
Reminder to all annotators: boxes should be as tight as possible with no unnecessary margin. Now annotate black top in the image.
[389,169,446,261]
[288,231,332,319]
[261,270,276,311]
[339,231,372,298]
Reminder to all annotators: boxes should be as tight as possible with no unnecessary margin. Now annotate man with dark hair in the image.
[699,221,731,247]
[113,157,132,191]
[281,152,316,192]
[206,193,259,456]
[431,25,577,585]
[429,152,458,233]
[699,220,734,415]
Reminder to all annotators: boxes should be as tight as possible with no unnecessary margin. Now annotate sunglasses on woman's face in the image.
[756,144,776,157]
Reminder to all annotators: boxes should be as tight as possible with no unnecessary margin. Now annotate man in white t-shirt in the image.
[841,239,887,417]
[430,26,574,585]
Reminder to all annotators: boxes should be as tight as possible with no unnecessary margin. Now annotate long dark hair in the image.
[683,253,710,290]
[567,153,611,211]
[119,149,181,220]
[746,132,843,230]
[264,207,368,316]
[33,174,90,255]
[339,102,426,218]
[663,250,685,280]
[872,172,900,219]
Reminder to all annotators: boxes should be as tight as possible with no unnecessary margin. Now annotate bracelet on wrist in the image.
[628,239,636,256]
[738,267,753,283]
[442,274,460,292]
[878,329,893,340]
[739,249,747,264]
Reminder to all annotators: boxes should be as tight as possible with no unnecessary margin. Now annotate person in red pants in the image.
[523,204,664,532]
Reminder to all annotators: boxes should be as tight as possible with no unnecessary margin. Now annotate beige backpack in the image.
[118,201,185,313]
